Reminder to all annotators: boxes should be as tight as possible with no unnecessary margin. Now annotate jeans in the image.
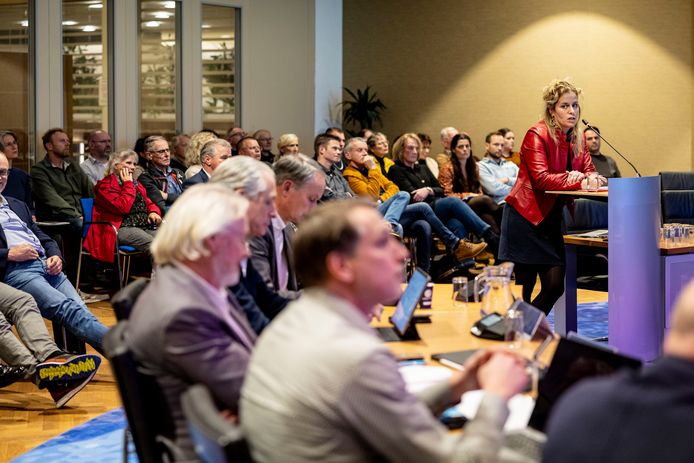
[4,259,108,353]
[432,197,490,239]
[0,282,59,365]
[377,191,410,236]
[400,202,459,250]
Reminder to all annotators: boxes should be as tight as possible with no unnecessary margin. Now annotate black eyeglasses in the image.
[149,148,170,156]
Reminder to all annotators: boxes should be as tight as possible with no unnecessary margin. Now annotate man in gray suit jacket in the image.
[240,200,529,463]
[249,153,325,298]
[182,138,231,190]
[129,184,255,460]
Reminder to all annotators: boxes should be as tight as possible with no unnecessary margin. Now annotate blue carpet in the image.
[13,302,608,462]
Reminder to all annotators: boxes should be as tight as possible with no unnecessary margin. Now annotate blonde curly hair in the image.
[542,79,583,157]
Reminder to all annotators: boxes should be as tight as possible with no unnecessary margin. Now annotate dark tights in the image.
[468,195,500,234]
[514,264,565,315]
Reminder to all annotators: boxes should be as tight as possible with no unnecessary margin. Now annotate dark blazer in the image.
[0,196,61,280]
[232,259,289,329]
[138,165,185,213]
[129,264,256,461]
[388,160,444,206]
[182,168,209,190]
[544,356,694,463]
[249,224,300,298]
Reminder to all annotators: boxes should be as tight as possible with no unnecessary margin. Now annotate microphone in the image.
[582,119,641,177]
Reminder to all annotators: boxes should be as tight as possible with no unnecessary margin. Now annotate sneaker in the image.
[35,353,101,390]
[0,364,31,388]
[454,239,487,261]
[47,369,98,408]
[78,290,109,304]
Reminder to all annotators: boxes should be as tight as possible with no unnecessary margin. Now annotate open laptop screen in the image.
[528,337,642,431]
[390,268,430,336]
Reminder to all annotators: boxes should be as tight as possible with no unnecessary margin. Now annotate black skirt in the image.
[499,200,566,267]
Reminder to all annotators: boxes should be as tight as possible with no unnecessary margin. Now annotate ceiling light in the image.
[19,20,28,27]
[154,12,171,19]
[202,24,212,29]
[82,25,97,32]
[163,1,176,8]
[62,20,78,26]
[144,21,161,28]
[88,3,103,8]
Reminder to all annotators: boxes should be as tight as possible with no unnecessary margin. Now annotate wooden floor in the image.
[0,288,608,461]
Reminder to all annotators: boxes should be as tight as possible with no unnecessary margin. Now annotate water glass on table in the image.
[504,308,524,349]
[451,276,468,309]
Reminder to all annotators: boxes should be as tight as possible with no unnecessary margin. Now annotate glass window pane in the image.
[140,0,177,138]
[201,4,237,134]
[0,1,30,169]
[63,0,108,155]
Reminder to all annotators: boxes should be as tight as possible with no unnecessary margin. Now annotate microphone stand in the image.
[582,119,641,177]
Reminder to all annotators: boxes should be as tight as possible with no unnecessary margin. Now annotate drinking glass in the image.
[451,276,468,309]
[586,173,599,192]
[504,308,524,349]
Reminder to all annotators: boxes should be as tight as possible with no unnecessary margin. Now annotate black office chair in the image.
[110,279,150,321]
[181,384,253,463]
[660,172,694,224]
[104,321,184,463]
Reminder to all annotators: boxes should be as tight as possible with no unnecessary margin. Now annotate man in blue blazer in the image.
[0,154,108,355]
[182,138,231,190]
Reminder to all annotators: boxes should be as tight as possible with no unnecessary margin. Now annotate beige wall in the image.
[344,0,693,176]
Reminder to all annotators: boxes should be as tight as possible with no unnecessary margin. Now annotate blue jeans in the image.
[4,259,108,352]
[399,202,459,250]
[377,191,410,236]
[432,197,490,239]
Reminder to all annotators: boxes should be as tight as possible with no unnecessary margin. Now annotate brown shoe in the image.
[454,239,487,261]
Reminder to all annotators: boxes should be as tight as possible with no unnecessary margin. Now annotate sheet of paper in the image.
[456,389,535,431]
[399,364,453,394]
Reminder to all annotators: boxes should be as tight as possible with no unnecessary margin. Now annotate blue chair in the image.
[75,197,145,290]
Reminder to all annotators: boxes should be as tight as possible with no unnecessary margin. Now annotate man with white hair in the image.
[544,277,694,462]
[210,156,291,330]
[182,138,232,189]
[129,184,255,460]
[435,126,459,168]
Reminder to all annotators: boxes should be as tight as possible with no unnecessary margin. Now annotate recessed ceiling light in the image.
[202,24,212,29]
[88,3,103,8]
[19,20,28,27]
[144,21,161,28]
[163,1,176,8]
[154,12,171,19]
[82,25,97,32]
[62,20,78,26]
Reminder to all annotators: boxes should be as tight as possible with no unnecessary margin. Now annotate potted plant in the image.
[340,86,387,136]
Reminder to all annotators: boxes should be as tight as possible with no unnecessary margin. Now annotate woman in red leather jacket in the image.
[85,149,162,263]
[499,80,605,315]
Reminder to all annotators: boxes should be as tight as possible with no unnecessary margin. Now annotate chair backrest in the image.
[660,172,694,224]
[181,384,253,463]
[111,279,150,321]
[104,321,182,463]
[80,197,94,238]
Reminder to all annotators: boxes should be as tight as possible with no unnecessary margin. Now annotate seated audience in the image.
[253,129,275,165]
[544,278,694,463]
[84,149,162,262]
[139,135,184,214]
[80,130,112,185]
[183,131,217,178]
[498,128,521,166]
[0,152,108,355]
[343,137,485,267]
[129,184,256,460]
[366,132,394,176]
[316,133,354,202]
[439,133,501,234]
[434,126,459,169]
[358,127,374,140]
[240,200,529,462]
[168,133,190,172]
[478,131,519,204]
[388,133,496,257]
[224,126,246,155]
[417,132,439,178]
[276,133,300,160]
[0,130,32,207]
[237,136,262,161]
[325,127,346,170]
[584,126,621,178]
[249,154,326,298]
[182,138,231,189]
[0,282,100,407]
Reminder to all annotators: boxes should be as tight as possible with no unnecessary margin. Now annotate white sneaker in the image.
[78,290,109,304]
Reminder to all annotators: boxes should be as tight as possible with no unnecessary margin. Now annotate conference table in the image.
[372,284,556,368]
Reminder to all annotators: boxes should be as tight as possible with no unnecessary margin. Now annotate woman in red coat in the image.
[85,149,162,262]
[499,80,605,315]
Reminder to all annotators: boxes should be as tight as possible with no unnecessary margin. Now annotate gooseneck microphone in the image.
[582,119,641,177]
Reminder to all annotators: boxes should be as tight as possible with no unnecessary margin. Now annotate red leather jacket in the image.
[84,173,160,262]
[506,121,596,225]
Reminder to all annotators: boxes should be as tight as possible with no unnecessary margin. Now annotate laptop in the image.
[377,268,430,342]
